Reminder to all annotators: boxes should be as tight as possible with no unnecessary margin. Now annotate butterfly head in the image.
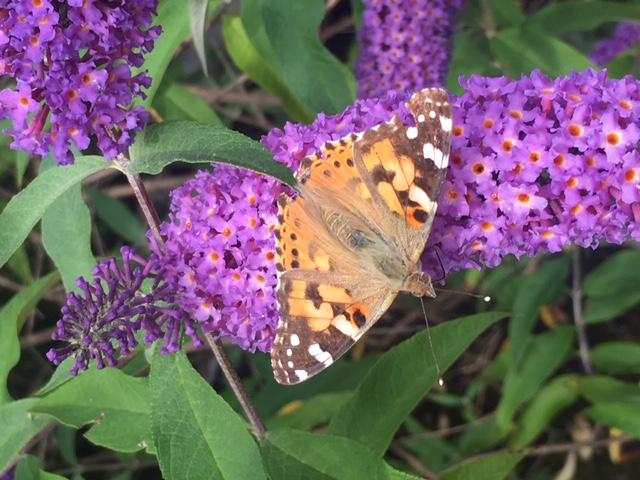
[404,270,436,298]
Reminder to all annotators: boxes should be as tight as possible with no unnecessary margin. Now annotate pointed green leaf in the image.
[0,399,53,473]
[510,256,570,365]
[0,272,60,405]
[590,341,640,374]
[41,182,95,292]
[529,2,640,35]
[0,156,108,269]
[150,350,266,480]
[223,15,315,122]
[32,369,152,453]
[327,312,507,454]
[439,451,524,480]
[497,326,575,429]
[128,121,296,188]
[584,403,640,439]
[490,27,593,78]
[262,429,389,480]
[509,374,580,448]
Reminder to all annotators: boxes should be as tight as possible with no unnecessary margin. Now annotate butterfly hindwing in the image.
[273,193,396,384]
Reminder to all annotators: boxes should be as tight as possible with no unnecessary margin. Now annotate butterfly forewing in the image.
[271,88,452,385]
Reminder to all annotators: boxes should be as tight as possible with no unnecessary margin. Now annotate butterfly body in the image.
[271,88,453,385]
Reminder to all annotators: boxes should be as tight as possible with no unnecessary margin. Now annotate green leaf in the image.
[128,121,296,188]
[486,0,525,28]
[529,1,640,35]
[35,357,76,397]
[327,312,507,455]
[510,256,570,365]
[0,272,60,405]
[456,416,506,454]
[14,455,66,480]
[497,326,575,429]
[257,0,355,115]
[152,79,223,125]
[132,0,191,108]
[509,374,580,448]
[261,429,389,480]
[41,182,95,292]
[150,350,266,480]
[87,188,147,245]
[583,250,640,297]
[6,244,34,283]
[0,156,109,269]
[490,27,593,78]
[590,341,640,374]
[266,391,351,431]
[582,250,640,322]
[439,451,524,480]
[0,399,53,473]
[446,31,497,95]
[188,0,211,77]
[584,403,640,439]
[32,369,153,453]
[223,15,315,122]
[385,464,422,480]
[572,376,640,404]
[584,290,640,323]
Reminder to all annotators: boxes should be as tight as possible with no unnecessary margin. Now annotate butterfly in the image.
[271,88,453,385]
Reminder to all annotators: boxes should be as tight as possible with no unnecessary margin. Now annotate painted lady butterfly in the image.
[271,88,453,385]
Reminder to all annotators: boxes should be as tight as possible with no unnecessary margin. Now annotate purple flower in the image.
[0,0,159,165]
[150,166,286,353]
[422,69,640,273]
[589,22,640,66]
[46,247,196,376]
[355,0,463,99]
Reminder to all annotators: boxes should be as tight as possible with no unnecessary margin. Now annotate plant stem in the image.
[206,335,267,439]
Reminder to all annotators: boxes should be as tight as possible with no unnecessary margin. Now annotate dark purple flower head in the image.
[355,0,463,99]
[0,0,160,165]
[47,247,196,375]
[589,22,640,66]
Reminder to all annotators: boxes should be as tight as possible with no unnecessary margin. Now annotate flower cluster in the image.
[0,0,160,165]
[589,22,640,66]
[151,166,286,353]
[422,68,640,273]
[46,247,195,375]
[355,0,463,99]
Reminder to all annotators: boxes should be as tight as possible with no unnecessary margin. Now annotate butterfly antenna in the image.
[433,288,491,303]
[420,296,443,386]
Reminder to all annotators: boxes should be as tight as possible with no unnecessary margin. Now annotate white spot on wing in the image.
[294,369,309,381]
[417,114,426,123]
[286,348,292,356]
[290,334,300,346]
[440,116,452,132]
[406,126,418,139]
[423,143,447,169]
[309,343,333,365]
[287,361,294,368]
[429,110,436,119]
[409,185,433,211]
